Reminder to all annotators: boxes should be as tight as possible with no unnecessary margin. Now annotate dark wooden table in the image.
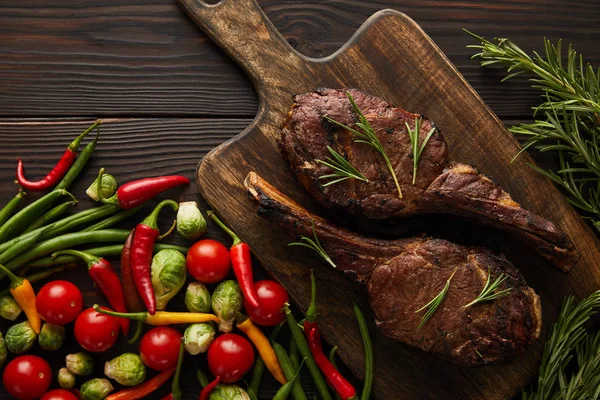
[0,1,599,398]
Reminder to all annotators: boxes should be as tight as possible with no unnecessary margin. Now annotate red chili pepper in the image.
[121,230,145,313]
[52,249,129,335]
[97,169,189,210]
[199,376,220,400]
[131,200,179,315]
[106,367,175,400]
[207,211,260,309]
[307,327,357,400]
[16,120,101,191]
[161,338,185,400]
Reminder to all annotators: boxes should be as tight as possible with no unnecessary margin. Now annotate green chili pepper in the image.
[55,127,99,191]
[284,304,332,400]
[6,229,130,270]
[25,244,188,269]
[82,205,143,232]
[0,189,26,229]
[22,200,77,234]
[354,303,373,400]
[0,189,74,243]
[272,355,306,400]
[272,342,307,400]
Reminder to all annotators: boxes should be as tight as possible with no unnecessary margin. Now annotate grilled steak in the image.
[245,172,542,367]
[279,88,578,272]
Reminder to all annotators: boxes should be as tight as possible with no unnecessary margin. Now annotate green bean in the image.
[289,336,300,370]
[0,227,47,265]
[55,124,99,191]
[5,229,130,271]
[25,243,189,268]
[354,303,373,400]
[329,346,342,400]
[0,189,26,228]
[0,265,69,296]
[249,356,265,398]
[196,368,209,388]
[82,205,143,232]
[284,305,332,400]
[23,200,77,234]
[272,341,307,400]
[0,189,73,243]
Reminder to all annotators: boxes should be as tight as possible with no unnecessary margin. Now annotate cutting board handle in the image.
[177,0,305,90]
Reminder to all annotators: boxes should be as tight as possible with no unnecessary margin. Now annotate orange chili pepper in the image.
[93,304,218,325]
[0,263,41,333]
[236,313,286,385]
[106,367,175,400]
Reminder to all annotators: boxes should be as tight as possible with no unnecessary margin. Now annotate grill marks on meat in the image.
[279,88,578,272]
[245,172,542,367]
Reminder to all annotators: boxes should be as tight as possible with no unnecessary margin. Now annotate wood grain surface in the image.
[0,0,599,399]
[183,0,600,399]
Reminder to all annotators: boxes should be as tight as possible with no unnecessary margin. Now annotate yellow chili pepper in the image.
[0,263,41,334]
[93,304,218,325]
[236,313,287,385]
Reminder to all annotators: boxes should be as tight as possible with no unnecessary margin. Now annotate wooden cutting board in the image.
[178,0,600,398]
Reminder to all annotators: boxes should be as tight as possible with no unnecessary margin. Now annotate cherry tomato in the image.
[74,307,119,352]
[2,355,52,399]
[140,327,182,371]
[244,280,289,326]
[36,280,83,325]
[207,333,254,383]
[186,239,230,283]
[40,389,78,400]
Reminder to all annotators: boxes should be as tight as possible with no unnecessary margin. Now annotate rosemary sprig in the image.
[463,269,512,308]
[466,31,600,231]
[316,146,368,187]
[324,92,403,198]
[522,291,600,400]
[406,117,437,184]
[288,220,336,269]
[415,268,457,329]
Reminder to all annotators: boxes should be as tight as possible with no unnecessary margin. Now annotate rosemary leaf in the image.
[463,269,512,308]
[288,220,336,269]
[415,268,457,329]
[316,146,368,187]
[324,92,403,198]
[406,117,437,185]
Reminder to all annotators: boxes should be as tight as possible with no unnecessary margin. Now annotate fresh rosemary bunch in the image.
[463,269,512,308]
[466,30,600,230]
[522,291,600,400]
[406,117,437,184]
[325,92,403,198]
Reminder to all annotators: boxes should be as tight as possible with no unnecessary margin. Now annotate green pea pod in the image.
[0,189,74,243]
[56,126,99,191]
[0,189,25,229]
[22,200,77,234]
[5,321,37,354]
[58,367,76,389]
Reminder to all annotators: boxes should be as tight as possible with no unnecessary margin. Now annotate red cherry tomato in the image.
[244,280,289,326]
[36,280,83,325]
[207,333,254,383]
[2,355,52,399]
[40,389,78,400]
[186,239,230,283]
[74,307,119,352]
[140,327,182,371]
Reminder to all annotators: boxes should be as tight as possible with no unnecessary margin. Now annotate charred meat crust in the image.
[279,88,578,272]
[245,172,542,367]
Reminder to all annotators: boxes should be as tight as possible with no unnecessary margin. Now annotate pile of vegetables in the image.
[0,122,374,399]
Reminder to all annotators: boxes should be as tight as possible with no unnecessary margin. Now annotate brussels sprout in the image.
[151,249,187,311]
[66,352,94,376]
[104,353,146,386]
[185,281,211,313]
[211,280,243,333]
[58,367,76,389]
[81,378,114,400]
[5,321,37,354]
[209,385,251,400]
[177,201,207,240]
[39,323,65,351]
[184,323,216,355]
[0,295,22,321]
[86,173,117,202]
[0,332,6,367]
